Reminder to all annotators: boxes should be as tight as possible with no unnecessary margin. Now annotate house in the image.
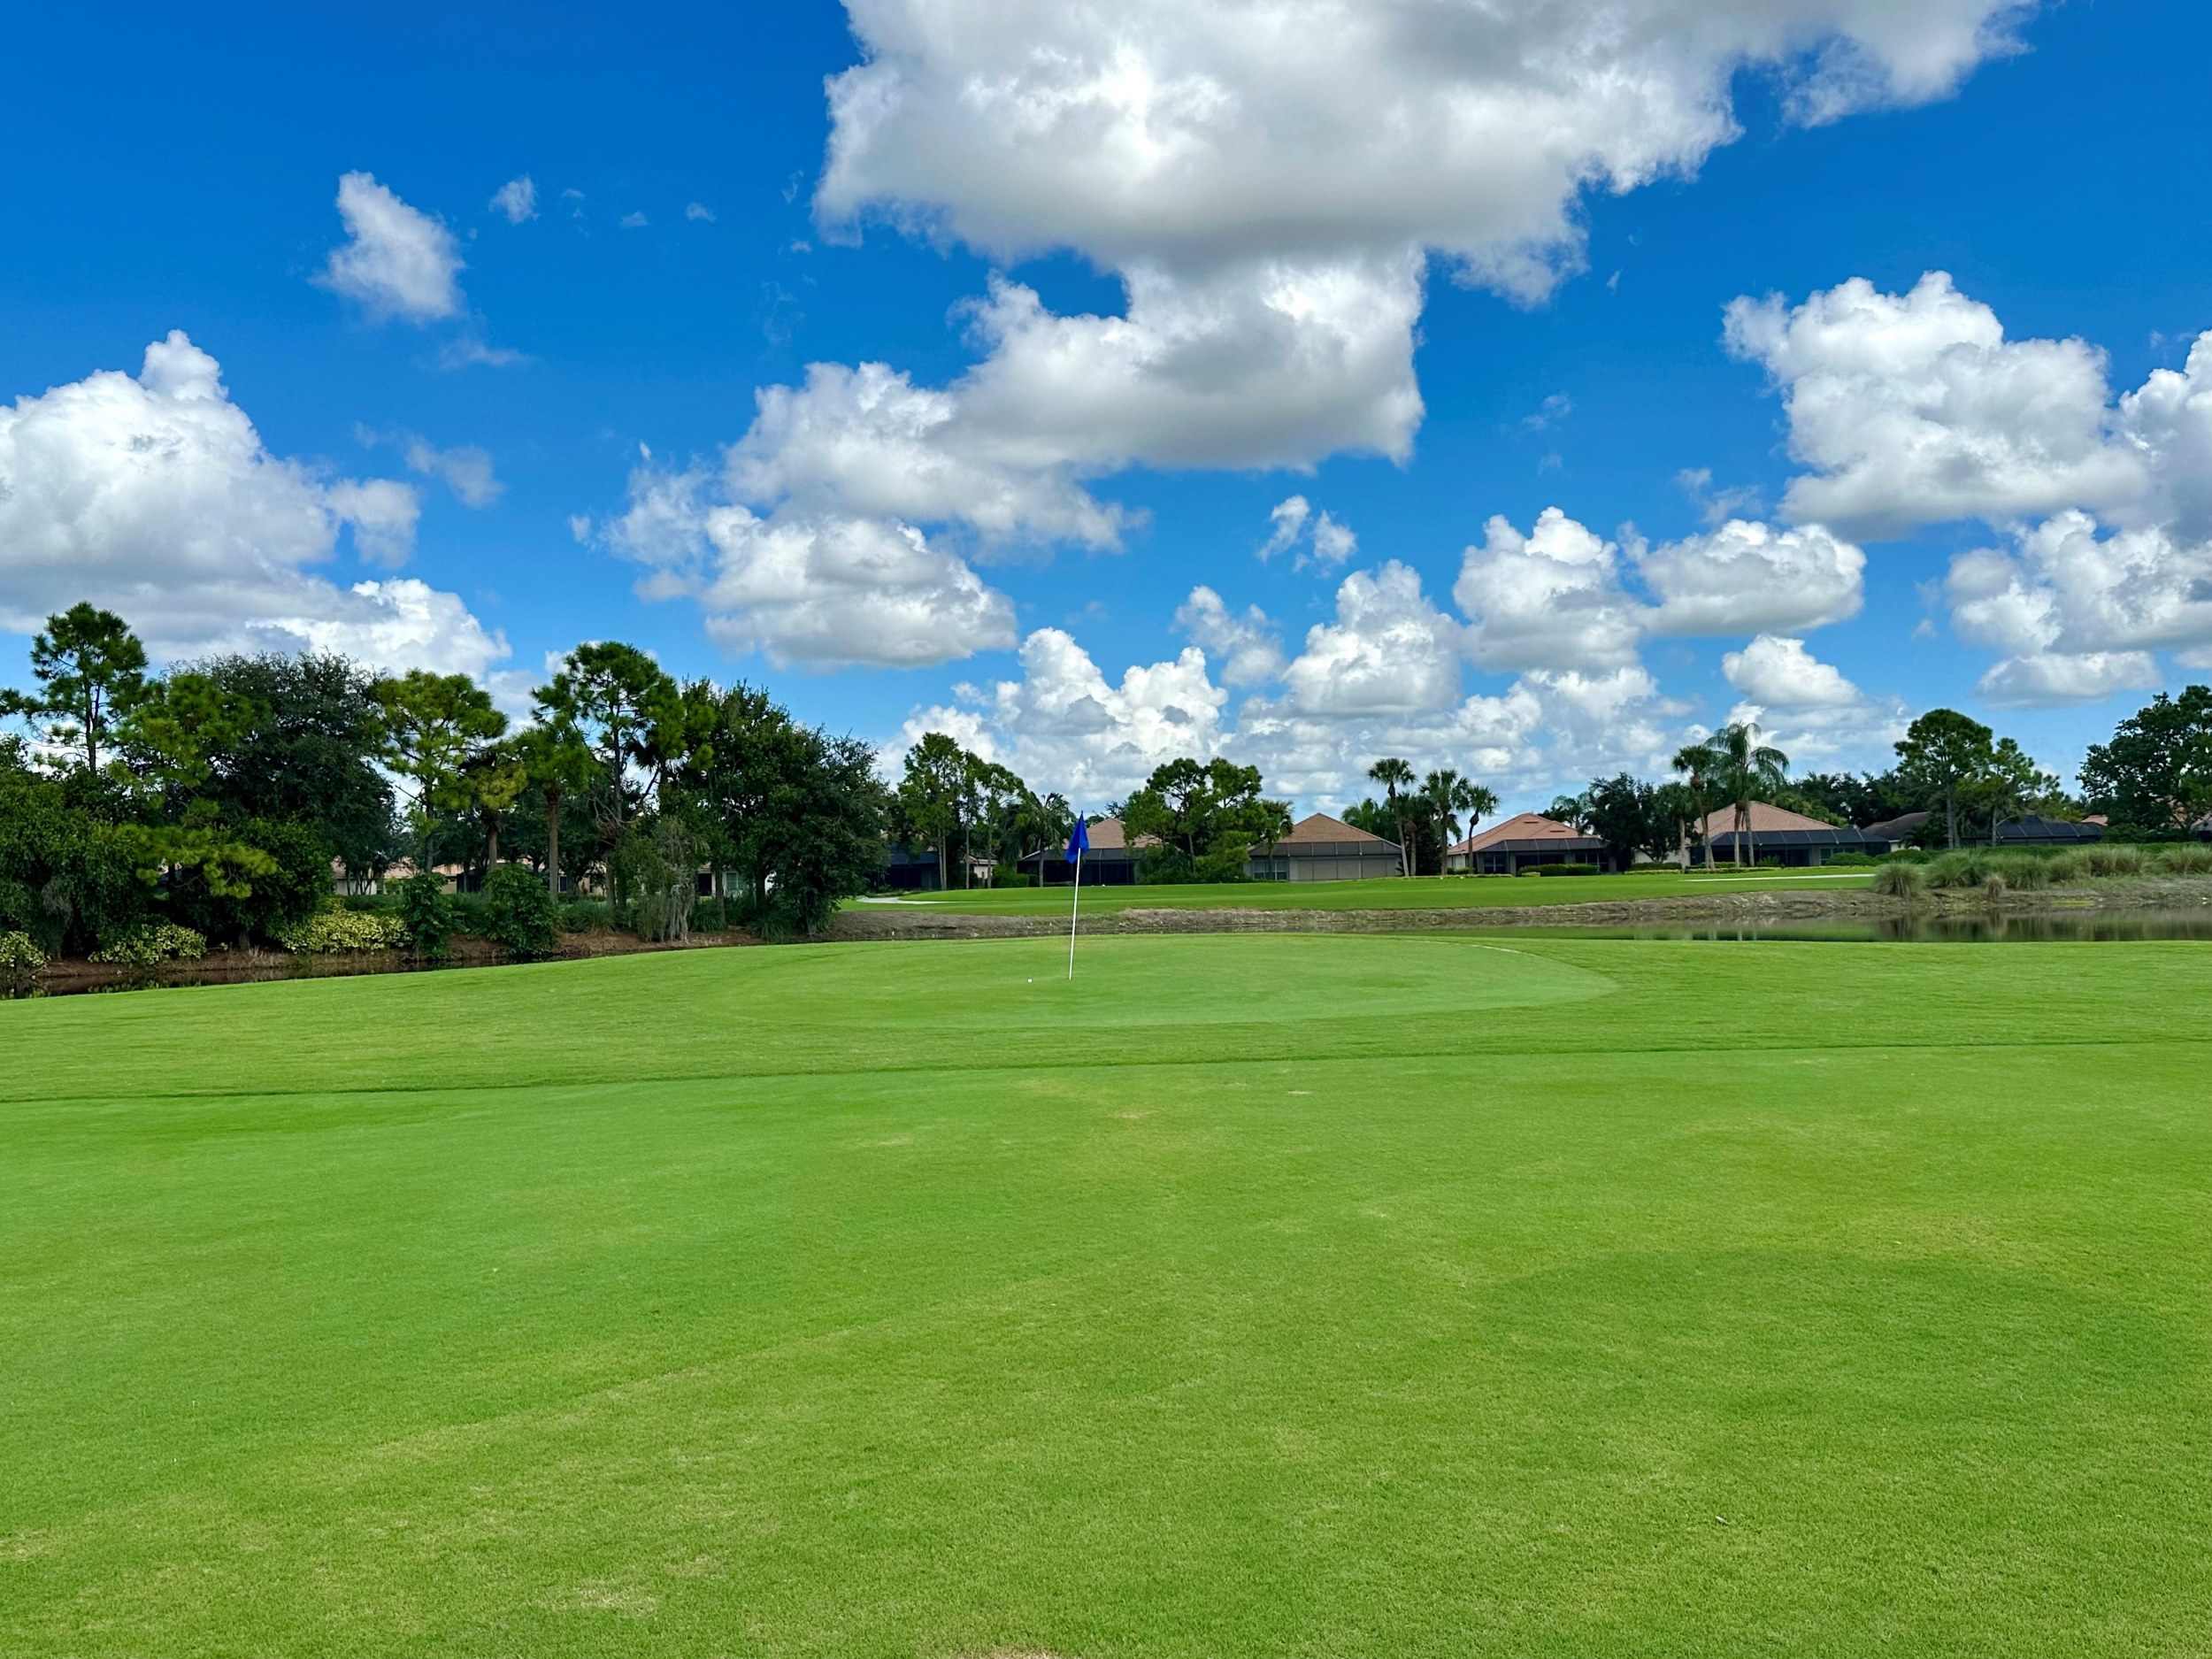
[1447,812,1614,875]
[1017,817,1148,886]
[1862,810,1932,846]
[1699,803,1893,866]
[1246,813,1404,881]
[1994,814,2106,846]
[879,843,945,891]
[879,844,1001,891]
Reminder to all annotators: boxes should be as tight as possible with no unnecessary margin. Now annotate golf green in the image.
[4,934,2208,1656]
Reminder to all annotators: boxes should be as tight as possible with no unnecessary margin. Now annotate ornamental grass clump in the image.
[2154,842,2212,875]
[91,924,208,967]
[1872,861,1927,897]
[2078,844,2145,878]
[275,908,409,955]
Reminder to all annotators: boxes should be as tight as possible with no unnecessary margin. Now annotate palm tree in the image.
[1671,740,1718,870]
[1708,720,1789,867]
[1424,770,1498,875]
[1369,757,1416,877]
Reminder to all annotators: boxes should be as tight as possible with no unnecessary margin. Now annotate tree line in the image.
[0,602,887,958]
[12,597,2212,960]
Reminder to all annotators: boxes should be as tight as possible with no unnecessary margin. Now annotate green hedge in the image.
[1525,863,1601,878]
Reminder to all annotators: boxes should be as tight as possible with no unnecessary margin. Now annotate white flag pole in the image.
[1066,844,1082,979]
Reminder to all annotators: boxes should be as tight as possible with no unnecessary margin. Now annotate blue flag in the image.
[1065,818,1089,862]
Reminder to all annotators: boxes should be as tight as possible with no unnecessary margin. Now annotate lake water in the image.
[1484,910,2212,944]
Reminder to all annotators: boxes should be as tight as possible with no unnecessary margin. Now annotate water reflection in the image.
[1493,910,2212,943]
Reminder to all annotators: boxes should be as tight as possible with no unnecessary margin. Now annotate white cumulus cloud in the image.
[319,172,465,323]
[1455,508,1646,673]
[0,333,503,677]
[600,459,1016,670]
[1174,586,1286,687]
[1281,561,1463,717]
[1640,518,1864,635]
[1721,634,1863,709]
[489,175,537,224]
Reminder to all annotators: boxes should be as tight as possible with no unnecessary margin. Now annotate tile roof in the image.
[1450,813,1598,855]
[1697,801,1839,837]
[1276,811,1396,848]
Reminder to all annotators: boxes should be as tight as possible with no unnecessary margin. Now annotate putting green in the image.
[4,934,2209,1656]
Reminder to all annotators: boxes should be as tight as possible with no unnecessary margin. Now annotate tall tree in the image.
[1650,780,1698,869]
[514,720,599,899]
[1367,757,1416,877]
[895,732,972,890]
[1895,709,1996,849]
[1582,772,1657,872]
[533,643,682,834]
[1123,758,1280,879]
[1671,741,1717,869]
[0,603,148,776]
[1706,721,1789,866]
[179,653,396,876]
[1421,770,1496,877]
[1971,737,2060,845]
[2080,686,2212,834]
[372,672,508,868]
[459,741,530,871]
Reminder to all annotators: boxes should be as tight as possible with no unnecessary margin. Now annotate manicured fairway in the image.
[882,868,1870,916]
[4,934,2210,1656]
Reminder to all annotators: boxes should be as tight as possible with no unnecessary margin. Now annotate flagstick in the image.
[1066,846,1082,979]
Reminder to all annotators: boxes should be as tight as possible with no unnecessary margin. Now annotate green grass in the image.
[883,866,1872,916]
[4,933,2210,1656]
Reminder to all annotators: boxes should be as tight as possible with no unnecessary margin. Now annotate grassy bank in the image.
[4,935,2210,1655]
[879,864,1872,916]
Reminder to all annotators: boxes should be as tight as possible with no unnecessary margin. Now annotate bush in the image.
[1824,852,1881,868]
[995,872,1033,889]
[558,898,611,933]
[2078,843,2146,878]
[0,930,46,977]
[1528,863,1601,878]
[1983,874,2008,902]
[396,872,457,958]
[161,818,333,945]
[274,907,409,954]
[2154,842,2212,875]
[480,864,559,959]
[1194,843,1254,883]
[1873,862,1927,897]
[91,923,208,966]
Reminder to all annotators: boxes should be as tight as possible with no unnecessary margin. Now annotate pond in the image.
[1484,910,2212,943]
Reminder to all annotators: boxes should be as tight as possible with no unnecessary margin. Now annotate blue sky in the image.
[4,0,2209,813]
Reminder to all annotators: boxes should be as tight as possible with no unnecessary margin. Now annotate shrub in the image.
[1824,852,1880,868]
[2078,843,2145,878]
[1971,852,2047,891]
[693,895,728,933]
[396,872,457,958]
[1873,862,1927,897]
[1983,874,2008,902]
[91,923,209,966]
[480,864,559,959]
[1194,843,1254,883]
[161,818,334,945]
[274,907,408,954]
[995,872,1033,889]
[0,930,46,977]
[2154,842,2212,875]
[1530,862,1601,878]
[558,897,611,933]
